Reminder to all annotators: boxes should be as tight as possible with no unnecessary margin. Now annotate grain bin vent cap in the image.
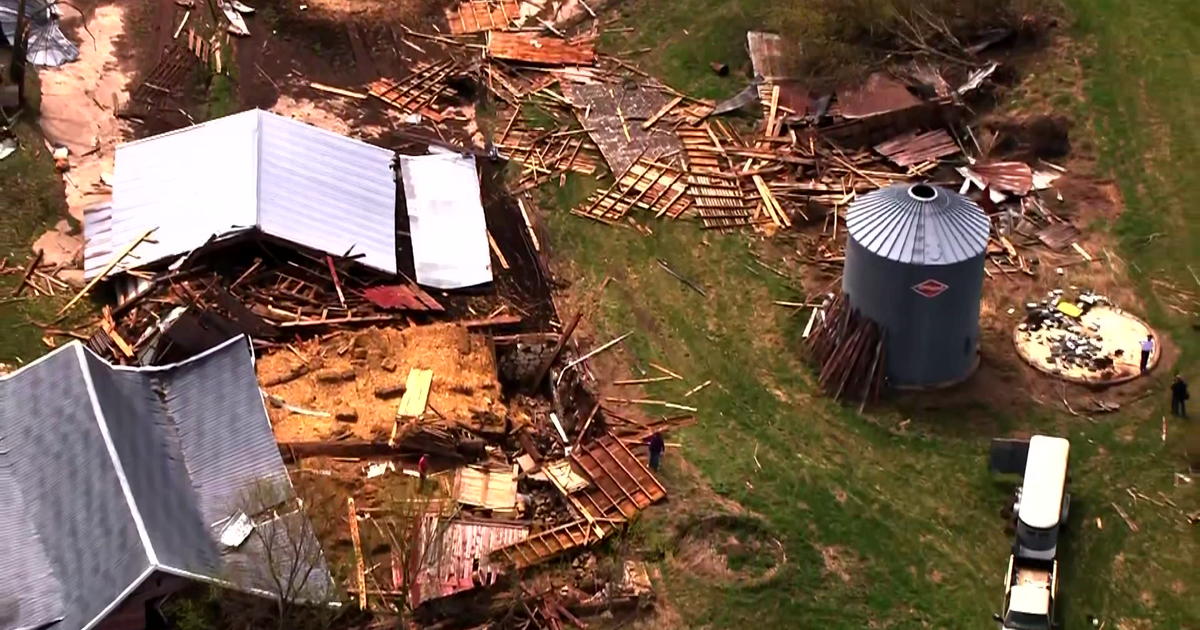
[846,183,990,265]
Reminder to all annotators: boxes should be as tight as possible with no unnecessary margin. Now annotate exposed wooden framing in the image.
[368,60,458,120]
[445,0,520,34]
[59,228,157,316]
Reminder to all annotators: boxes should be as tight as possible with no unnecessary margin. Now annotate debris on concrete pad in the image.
[1014,290,1159,384]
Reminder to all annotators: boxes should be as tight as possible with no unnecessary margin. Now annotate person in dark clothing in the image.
[648,433,666,471]
[1171,375,1189,418]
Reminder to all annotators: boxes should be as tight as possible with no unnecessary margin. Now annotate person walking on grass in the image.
[648,432,666,472]
[1140,334,1155,373]
[1172,374,1190,418]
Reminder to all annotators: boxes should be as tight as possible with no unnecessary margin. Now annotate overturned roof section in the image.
[0,337,331,630]
[846,183,990,265]
[399,151,494,290]
[85,109,397,279]
[0,0,79,67]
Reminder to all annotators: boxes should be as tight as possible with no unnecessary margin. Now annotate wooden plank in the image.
[59,228,157,315]
[487,31,597,65]
[348,497,367,609]
[397,368,434,418]
[641,95,684,130]
[309,81,368,100]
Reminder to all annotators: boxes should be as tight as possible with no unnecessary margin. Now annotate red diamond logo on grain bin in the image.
[912,279,949,298]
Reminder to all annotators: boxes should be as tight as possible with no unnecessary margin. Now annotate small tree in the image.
[229,478,342,630]
[374,474,459,623]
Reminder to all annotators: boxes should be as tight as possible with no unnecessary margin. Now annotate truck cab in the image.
[996,555,1058,630]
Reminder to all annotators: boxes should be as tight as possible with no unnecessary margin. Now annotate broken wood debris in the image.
[445,0,521,34]
[804,294,886,405]
[488,32,598,66]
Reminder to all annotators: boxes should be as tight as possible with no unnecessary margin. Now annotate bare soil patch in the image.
[673,514,785,586]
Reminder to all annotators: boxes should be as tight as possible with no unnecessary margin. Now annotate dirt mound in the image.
[673,515,785,586]
[260,324,508,442]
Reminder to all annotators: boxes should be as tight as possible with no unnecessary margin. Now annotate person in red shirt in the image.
[418,454,429,491]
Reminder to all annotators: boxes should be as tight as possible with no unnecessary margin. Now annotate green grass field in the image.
[0,117,77,364]
[538,1,1200,628]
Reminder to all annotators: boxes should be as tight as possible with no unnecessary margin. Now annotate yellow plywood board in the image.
[397,368,434,418]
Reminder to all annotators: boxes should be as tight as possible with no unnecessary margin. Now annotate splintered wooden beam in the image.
[641,95,684,130]
[348,497,367,609]
[59,227,157,315]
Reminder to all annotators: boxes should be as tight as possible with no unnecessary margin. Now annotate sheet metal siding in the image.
[400,152,494,289]
[93,110,397,278]
[0,349,151,630]
[843,238,984,386]
[845,184,989,265]
[256,113,398,273]
[159,337,291,526]
[82,354,221,577]
[82,202,114,279]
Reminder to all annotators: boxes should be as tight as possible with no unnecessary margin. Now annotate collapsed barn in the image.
[2,0,1169,628]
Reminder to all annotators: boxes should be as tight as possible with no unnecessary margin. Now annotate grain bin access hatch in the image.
[840,182,990,389]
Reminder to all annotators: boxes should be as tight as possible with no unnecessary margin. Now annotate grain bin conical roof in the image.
[845,183,989,265]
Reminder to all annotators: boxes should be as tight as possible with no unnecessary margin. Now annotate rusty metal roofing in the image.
[837,72,923,119]
[874,129,960,167]
[965,161,1034,196]
[487,31,596,65]
[399,517,529,606]
[846,183,990,265]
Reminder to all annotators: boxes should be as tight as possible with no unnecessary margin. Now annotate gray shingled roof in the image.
[0,337,331,630]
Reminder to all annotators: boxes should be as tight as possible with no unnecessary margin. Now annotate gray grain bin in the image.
[843,182,989,388]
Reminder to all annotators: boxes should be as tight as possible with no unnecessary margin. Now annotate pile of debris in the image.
[1019,290,1111,370]
[1014,289,1156,384]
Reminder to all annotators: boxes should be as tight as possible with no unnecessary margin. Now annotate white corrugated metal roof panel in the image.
[400,152,493,289]
[257,112,398,273]
[1018,435,1069,529]
[88,109,397,278]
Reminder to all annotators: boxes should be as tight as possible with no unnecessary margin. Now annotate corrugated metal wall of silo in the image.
[842,183,989,388]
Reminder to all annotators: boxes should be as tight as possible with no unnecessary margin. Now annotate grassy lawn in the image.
[534,1,1200,628]
[0,115,76,364]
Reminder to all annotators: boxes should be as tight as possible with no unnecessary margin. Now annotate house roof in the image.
[0,337,331,630]
[84,109,398,279]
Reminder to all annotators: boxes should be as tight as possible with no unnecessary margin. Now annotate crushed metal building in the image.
[83,108,398,279]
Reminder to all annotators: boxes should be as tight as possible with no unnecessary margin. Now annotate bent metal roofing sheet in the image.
[86,109,397,279]
[0,336,330,630]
